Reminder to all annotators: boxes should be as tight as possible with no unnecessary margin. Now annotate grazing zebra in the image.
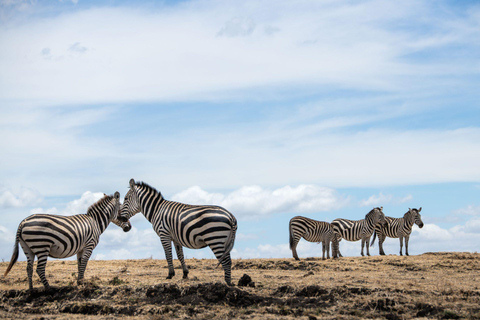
[370,207,424,256]
[289,216,339,260]
[331,207,386,257]
[118,179,238,285]
[3,192,130,290]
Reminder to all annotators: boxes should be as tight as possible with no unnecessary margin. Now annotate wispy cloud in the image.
[0,186,42,208]
[360,192,412,207]
[1,1,479,107]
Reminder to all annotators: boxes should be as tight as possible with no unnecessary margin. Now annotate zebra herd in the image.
[3,179,423,290]
[290,207,424,260]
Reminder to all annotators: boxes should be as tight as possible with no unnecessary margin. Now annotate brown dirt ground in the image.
[0,252,479,319]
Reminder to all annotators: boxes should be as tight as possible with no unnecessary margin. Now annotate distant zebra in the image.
[370,207,424,256]
[331,207,386,257]
[118,179,237,285]
[3,192,130,290]
[289,216,338,260]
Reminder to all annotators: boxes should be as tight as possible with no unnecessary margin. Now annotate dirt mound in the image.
[146,282,263,307]
[237,273,255,287]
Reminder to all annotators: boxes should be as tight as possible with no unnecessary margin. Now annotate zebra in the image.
[370,207,424,256]
[289,216,339,260]
[3,192,130,290]
[117,179,238,285]
[331,207,386,257]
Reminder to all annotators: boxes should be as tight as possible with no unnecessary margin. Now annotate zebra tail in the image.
[3,222,22,277]
[289,220,294,250]
[216,218,237,268]
[370,230,377,247]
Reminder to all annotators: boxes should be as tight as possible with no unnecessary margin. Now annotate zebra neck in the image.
[365,217,376,233]
[87,210,111,234]
[403,215,414,229]
[139,192,164,222]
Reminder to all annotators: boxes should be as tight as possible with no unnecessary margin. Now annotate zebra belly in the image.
[49,244,79,259]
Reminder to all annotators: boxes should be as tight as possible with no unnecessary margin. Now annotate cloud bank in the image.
[171,185,348,219]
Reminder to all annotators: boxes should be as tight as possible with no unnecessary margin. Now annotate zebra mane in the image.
[87,194,114,215]
[366,207,381,219]
[135,181,163,198]
[404,208,416,218]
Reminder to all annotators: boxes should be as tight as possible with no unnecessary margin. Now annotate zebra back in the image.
[332,207,385,241]
[289,216,334,248]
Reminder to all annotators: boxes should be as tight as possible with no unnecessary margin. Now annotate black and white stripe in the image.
[331,207,386,257]
[370,207,424,256]
[3,192,130,290]
[118,179,238,285]
[289,216,338,260]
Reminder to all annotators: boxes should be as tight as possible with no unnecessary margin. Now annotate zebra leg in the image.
[35,252,50,289]
[405,235,410,256]
[366,237,371,256]
[20,241,35,290]
[360,239,365,256]
[217,251,233,286]
[399,236,404,256]
[291,237,301,260]
[325,240,330,259]
[160,236,175,279]
[334,238,343,258]
[77,251,84,278]
[77,248,94,284]
[321,241,326,260]
[174,243,189,279]
[379,233,386,255]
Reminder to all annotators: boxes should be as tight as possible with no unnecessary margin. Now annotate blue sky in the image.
[1,0,480,262]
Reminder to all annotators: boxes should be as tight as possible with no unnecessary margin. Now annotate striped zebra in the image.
[3,192,130,290]
[370,207,424,256]
[289,216,339,260]
[331,207,386,257]
[117,179,238,285]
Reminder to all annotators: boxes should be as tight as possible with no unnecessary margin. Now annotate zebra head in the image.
[102,192,130,232]
[373,206,387,227]
[111,218,132,232]
[408,207,424,228]
[118,178,142,223]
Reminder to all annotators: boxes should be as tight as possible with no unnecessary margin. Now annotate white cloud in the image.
[453,205,480,216]
[31,191,105,216]
[0,186,42,208]
[217,17,256,37]
[360,192,413,207]
[360,192,393,207]
[172,185,348,219]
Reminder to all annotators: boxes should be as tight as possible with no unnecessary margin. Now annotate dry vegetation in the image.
[0,252,479,319]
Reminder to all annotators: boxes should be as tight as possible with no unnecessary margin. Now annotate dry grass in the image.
[1,252,479,319]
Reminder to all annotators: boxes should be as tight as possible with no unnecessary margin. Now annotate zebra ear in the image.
[418,207,422,212]
[129,179,135,188]
[114,191,120,199]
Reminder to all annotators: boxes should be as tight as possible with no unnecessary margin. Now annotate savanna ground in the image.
[0,252,479,319]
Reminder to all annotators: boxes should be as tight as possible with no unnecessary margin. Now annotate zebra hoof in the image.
[183,273,189,279]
